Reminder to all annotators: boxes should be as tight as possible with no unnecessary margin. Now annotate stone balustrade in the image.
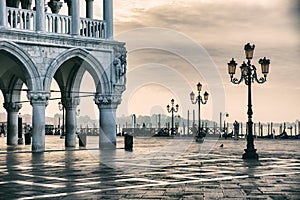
[80,17,106,38]
[46,13,71,34]
[7,7,35,31]
[5,7,107,39]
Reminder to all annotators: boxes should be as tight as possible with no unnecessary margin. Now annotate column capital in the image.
[27,91,50,106]
[62,98,80,109]
[48,0,63,14]
[3,102,22,112]
[94,94,121,109]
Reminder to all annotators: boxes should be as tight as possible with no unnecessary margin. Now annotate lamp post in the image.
[190,82,209,139]
[220,112,229,134]
[58,101,64,138]
[167,99,179,135]
[227,43,270,160]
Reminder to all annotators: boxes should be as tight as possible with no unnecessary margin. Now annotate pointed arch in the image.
[0,40,42,91]
[44,48,110,95]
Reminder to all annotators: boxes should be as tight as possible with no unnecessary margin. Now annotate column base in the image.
[100,142,116,150]
[65,133,76,147]
[65,143,76,148]
[32,145,45,152]
[242,148,259,160]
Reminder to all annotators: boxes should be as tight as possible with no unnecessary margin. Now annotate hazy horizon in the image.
[0,0,299,124]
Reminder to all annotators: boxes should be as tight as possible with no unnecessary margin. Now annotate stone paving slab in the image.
[0,136,299,199]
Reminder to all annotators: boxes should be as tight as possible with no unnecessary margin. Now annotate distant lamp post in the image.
[190,82,209,140]
[167,99,179,135]
[220,112,229,134]
[227,43,270,160]
[58,101,65,138]
[132,114,136,129]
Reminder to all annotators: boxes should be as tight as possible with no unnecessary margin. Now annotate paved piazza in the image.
[0,136,299,199]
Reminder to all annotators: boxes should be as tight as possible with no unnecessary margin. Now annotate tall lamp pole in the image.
[190,82,209,139]
[167,99,179,135]
[227,43,270,160]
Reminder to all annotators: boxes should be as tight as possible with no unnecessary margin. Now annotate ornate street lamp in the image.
[167,99,179,135]
[227,43,270,160]
[190,82,209,141]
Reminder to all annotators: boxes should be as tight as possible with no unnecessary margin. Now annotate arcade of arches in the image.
[0,0,127,152]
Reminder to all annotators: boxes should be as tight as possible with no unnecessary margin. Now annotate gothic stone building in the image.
[0,0,127,151]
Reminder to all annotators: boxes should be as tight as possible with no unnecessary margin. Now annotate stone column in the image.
[28,92,49,152]
[4,103,22,145]
[85,0,93,18]
[63,98,79,147]
[103,0,113,39]
[0,0,7,27]
[71,0,80,35]
[35,0,45,32]
[95,95,120,149]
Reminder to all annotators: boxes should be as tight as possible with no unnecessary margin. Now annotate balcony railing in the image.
[7,7,36,31]
[46,13,71,35]
[6,7,107,39]
[80,18,106,38]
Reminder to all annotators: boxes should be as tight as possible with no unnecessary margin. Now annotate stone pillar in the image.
[4,103,22,145]
[103,0,113,39]
[95,95,121,149]
[35,0,45,32]
[71,0,80,35]
[0,0,7,27]
[28,92,49,152]
[86,0,93,18]
[63,98,79,147]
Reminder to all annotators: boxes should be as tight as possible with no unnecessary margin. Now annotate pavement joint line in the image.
[18,173,68,181]
[18,170,300,200]
[253,171,300,177]
[14,180,64,188]
[75,181,102,186]
[19,175,252,199]
[75,177,103,181]
[114,177,170,184]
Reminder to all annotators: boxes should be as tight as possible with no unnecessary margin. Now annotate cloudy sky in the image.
[100,0,299,124]
[6,0,299,124]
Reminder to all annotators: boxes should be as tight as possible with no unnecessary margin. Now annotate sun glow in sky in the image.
[2,0,299,124]
[112,0,300,123]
